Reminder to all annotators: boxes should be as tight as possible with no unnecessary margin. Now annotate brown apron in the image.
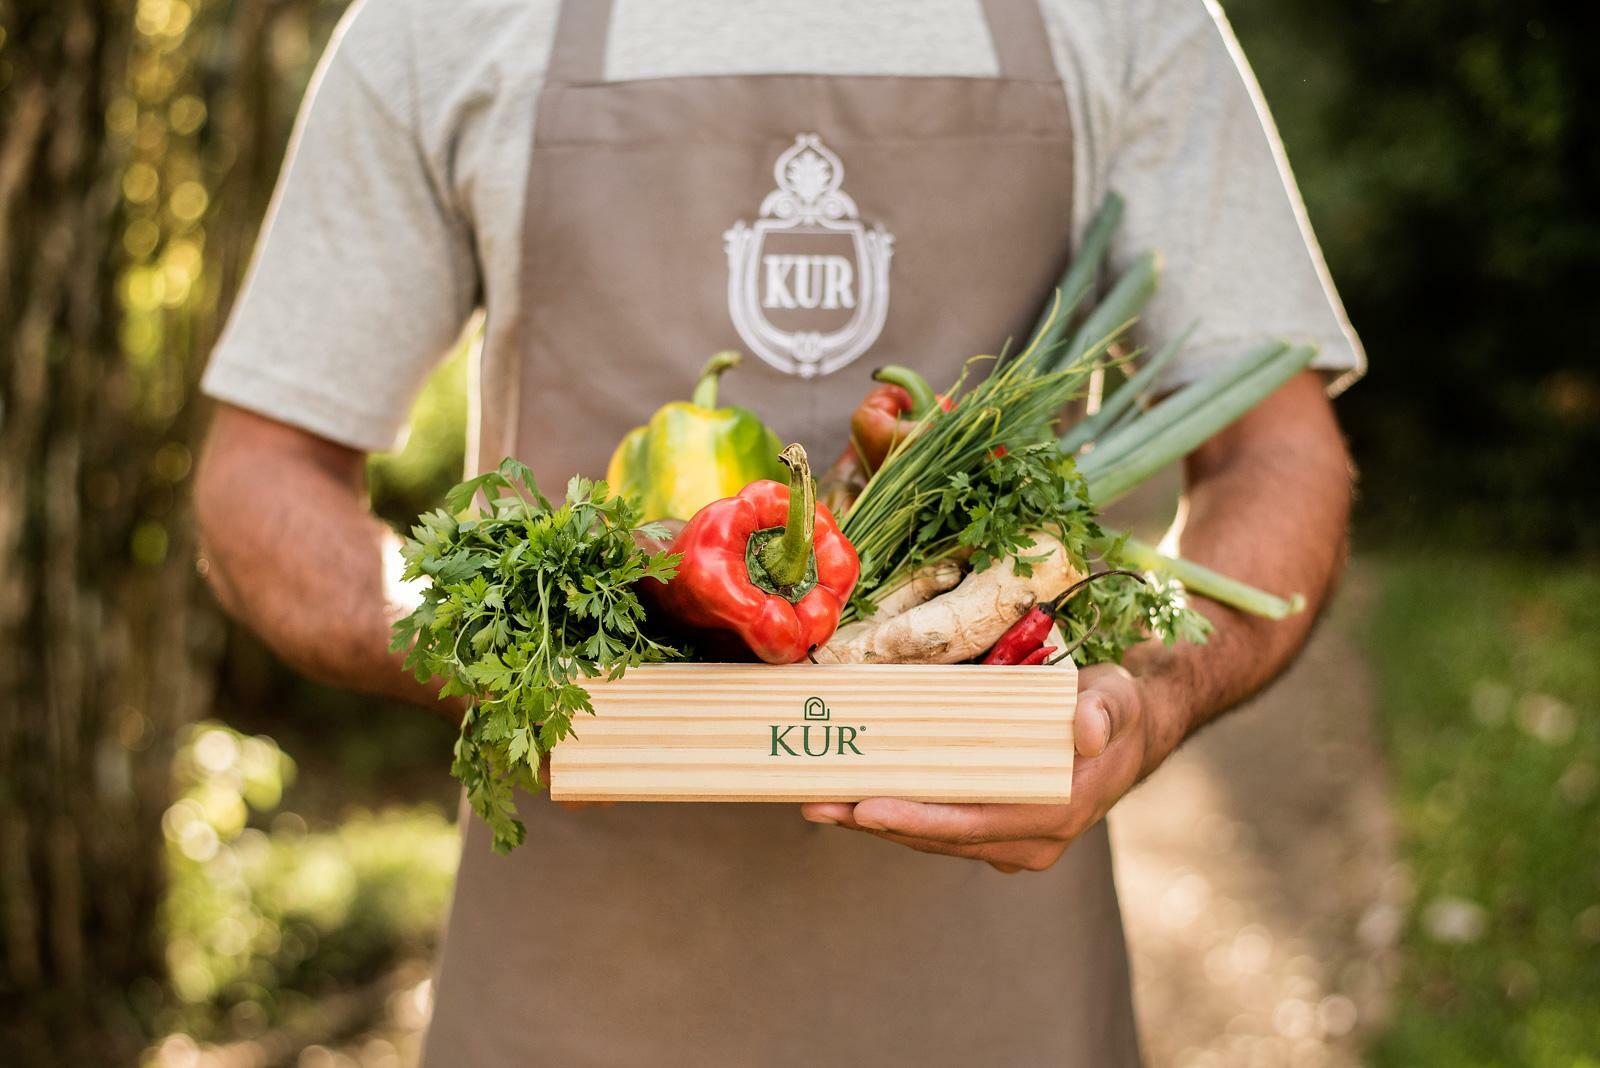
[425,2,1142,1064]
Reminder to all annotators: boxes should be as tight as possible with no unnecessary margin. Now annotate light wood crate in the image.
[550,661,1076,803]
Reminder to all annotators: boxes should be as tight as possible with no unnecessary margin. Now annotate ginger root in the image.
[813,533,1081,665]
[868,560,964,619]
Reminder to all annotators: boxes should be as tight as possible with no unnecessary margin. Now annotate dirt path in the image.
[1112,568,1404,1067]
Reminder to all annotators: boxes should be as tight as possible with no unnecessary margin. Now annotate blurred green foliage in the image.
[368,335,472,526]
[1223,1,1600,552]
[156,722,457,1044]
[1365,557,1600,1065]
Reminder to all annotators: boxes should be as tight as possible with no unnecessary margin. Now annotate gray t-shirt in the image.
[203,0,1363,453]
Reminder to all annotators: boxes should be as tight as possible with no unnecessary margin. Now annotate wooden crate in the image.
[550,662,1076,803]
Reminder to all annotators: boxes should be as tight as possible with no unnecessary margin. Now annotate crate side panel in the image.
[550,663,1076,803]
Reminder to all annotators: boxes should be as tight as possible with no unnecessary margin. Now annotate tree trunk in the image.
[0,0,218,1060]
[1,0,349,1059]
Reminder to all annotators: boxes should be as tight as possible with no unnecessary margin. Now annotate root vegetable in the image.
[813,532,1080,665]
[869,560,964,619]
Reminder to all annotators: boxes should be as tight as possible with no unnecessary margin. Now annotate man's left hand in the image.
[798,664,1171,873]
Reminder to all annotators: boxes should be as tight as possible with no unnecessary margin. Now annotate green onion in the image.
[1018,192,1124,365]
[1113,534,1306,619]
[1081,342,1316,504]
[1038,250,1163,375]
[1079,339,1290,467]
[1057,322,1194,455]
[841,346,1105,609]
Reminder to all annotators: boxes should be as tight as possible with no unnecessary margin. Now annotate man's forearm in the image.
[195,405,458,719]
[1126,371,1354,773]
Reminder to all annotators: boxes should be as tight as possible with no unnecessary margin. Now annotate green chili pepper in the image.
[606,351,786,521]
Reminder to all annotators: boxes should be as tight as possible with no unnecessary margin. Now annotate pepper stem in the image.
[758,443,815,589]
[691,350,742,409]
[872,365,938,419]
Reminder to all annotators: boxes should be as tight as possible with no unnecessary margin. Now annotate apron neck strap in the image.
[979,0,1059,81]
[546,0,614,86]
[545,0,1057,86]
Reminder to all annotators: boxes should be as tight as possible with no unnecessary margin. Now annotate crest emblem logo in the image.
[724,134,894,378]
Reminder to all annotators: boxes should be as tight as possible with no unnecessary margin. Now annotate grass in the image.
[1364,555,1600,1066]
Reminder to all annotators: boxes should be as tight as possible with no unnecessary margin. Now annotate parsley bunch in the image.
[391,459,681,853]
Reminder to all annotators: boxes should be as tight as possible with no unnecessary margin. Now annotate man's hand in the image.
[799,665,1164,872]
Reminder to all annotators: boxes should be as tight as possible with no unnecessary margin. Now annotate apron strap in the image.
[546,0,1059,87]
[546,0,614,86]
[979,0,1059,81]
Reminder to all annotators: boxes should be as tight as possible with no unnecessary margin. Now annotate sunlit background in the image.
[1,1,1595,1066]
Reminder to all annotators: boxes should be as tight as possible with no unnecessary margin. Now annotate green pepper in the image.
[606,351,786,521]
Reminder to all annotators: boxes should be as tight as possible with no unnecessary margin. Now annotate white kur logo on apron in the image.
[724,134,894,379]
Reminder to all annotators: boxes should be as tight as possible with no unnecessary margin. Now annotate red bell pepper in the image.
[651,443,860,664]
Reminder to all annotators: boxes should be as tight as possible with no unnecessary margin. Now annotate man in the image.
[195,0,1362,1063]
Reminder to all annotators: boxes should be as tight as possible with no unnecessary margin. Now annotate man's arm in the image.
[799,371,1354,871]
[1127,369,1352,768]
[195,403,460,720]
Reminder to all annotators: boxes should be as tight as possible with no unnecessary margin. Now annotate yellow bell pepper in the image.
[606,351,786,521]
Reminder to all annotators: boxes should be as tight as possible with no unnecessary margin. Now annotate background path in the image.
[1113,571,1405,1067]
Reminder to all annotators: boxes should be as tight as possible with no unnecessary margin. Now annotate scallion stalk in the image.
[1113,534,1306,619]
[1057,322,1194,454]
[1077,340,1290,468]
[1082,342,1316,504]
[1017,192,1125,366]
[1035,250,1162,376]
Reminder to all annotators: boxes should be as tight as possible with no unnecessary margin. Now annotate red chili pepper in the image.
[981,570,1151,667]
[981,604,1055,665]
[650,443,859,664]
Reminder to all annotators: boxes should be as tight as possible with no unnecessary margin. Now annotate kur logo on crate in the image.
[769,696,866,757]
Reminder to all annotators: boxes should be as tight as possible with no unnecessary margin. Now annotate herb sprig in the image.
[391,459,681,853]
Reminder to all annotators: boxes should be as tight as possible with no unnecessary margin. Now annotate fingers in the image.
[1075,692,1113,758]
[1075,663,1140,758]
[799,801,1074,871]
[861,827,1064,871]
[850,797,1073,845]
[800,801,856,825]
